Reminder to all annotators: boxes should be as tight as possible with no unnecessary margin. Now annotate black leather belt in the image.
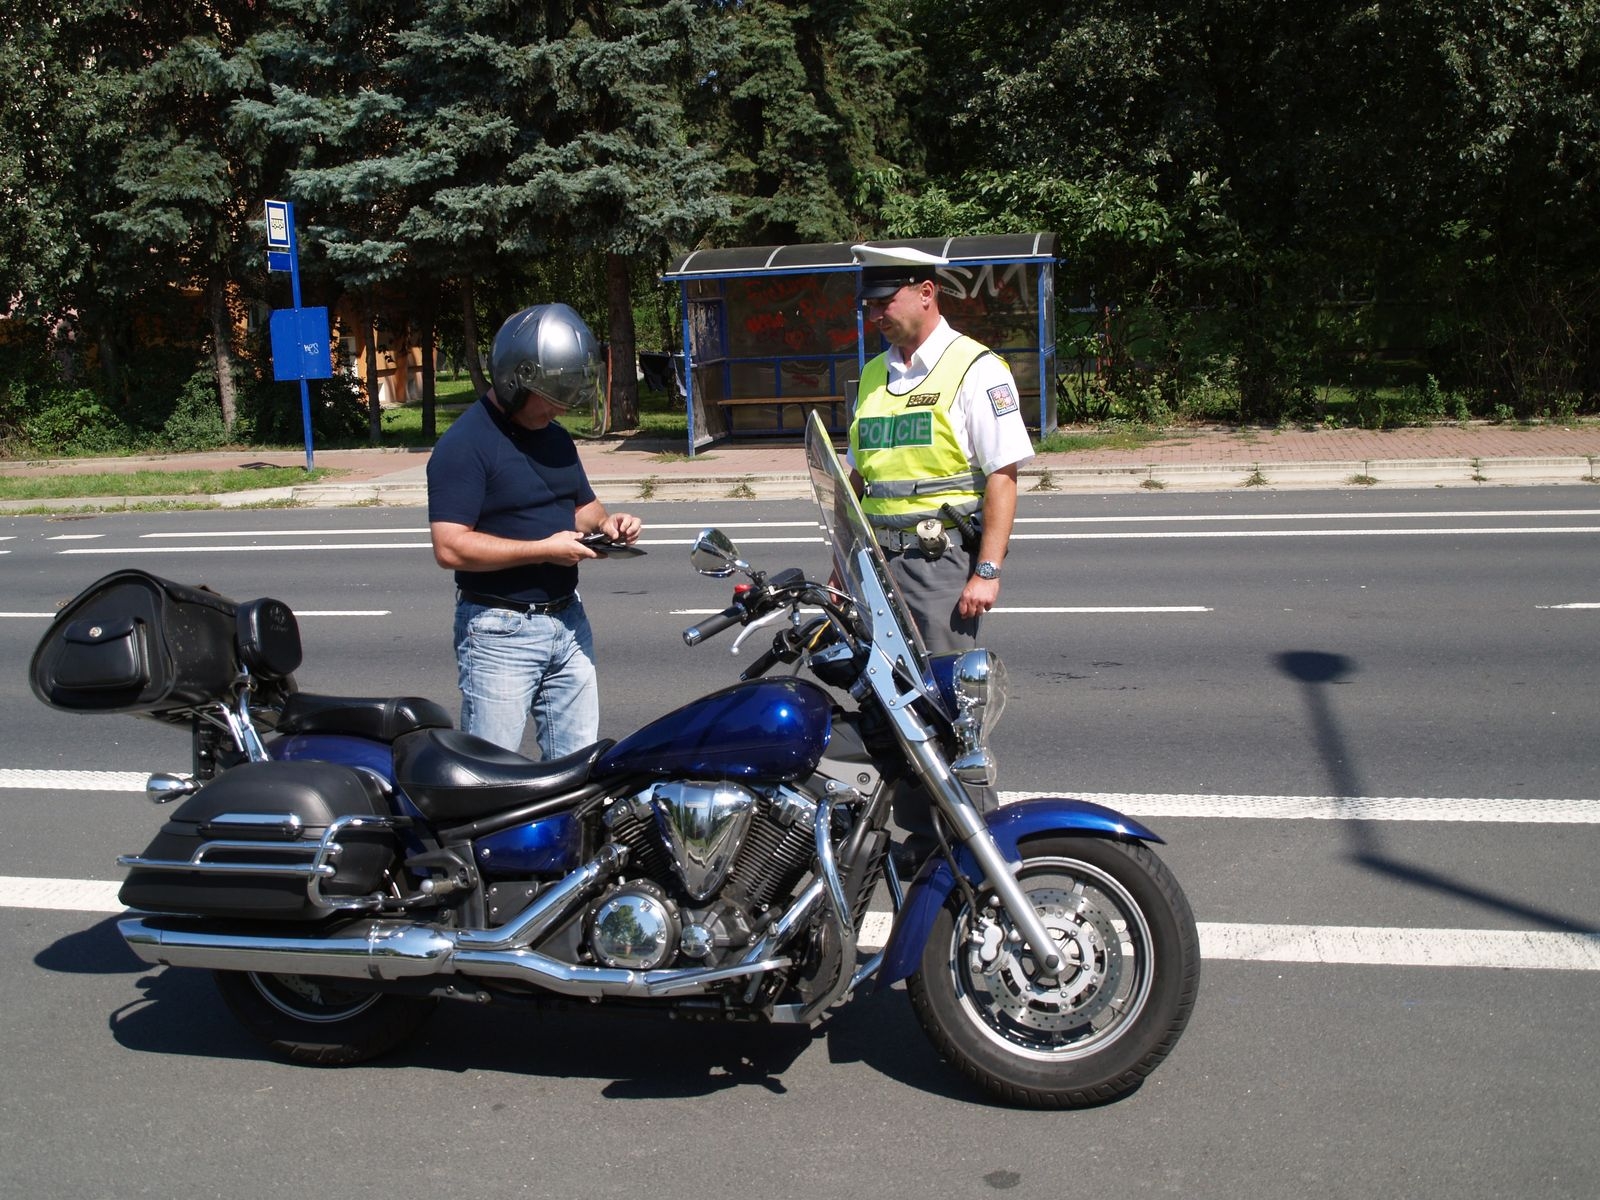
[458,589,577,616]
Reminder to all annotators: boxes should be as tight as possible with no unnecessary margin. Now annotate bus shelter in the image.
[662,234,1059,455]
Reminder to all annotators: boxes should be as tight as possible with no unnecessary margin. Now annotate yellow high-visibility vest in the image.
[851,335,989,528]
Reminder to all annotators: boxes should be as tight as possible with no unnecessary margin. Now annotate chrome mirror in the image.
[690,528,749,578]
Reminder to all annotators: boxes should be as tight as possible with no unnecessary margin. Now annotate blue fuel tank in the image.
[593,677,833,782]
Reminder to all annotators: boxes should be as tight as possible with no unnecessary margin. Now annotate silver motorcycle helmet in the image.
[489,302,603,414]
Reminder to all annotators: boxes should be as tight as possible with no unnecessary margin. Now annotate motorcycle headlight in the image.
[948,649,1007,786]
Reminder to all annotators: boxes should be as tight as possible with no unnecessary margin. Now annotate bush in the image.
[159,368,231,451]
[21,388,141,456]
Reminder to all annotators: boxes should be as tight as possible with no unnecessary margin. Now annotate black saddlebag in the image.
[30,570,242,715]
[119,760,398,920]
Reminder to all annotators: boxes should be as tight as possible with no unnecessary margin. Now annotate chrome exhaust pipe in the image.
[121,917,455,981]
[119,840,792,1000]
[120,918,791,998]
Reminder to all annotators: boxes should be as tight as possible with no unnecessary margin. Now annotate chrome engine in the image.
[587,782,818,969]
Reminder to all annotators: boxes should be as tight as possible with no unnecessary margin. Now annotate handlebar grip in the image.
[683,604,745,646]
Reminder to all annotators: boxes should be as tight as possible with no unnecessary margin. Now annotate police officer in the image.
[847,244,1034,654]
[847,246,1034,867]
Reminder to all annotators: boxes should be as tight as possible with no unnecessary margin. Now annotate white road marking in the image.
[0,610,388,620]
[45,534,104,540]
[1538,603,1600,610]
[1005,791,1600,823]
[141,528,426,538]
[59,537,822,554]
[6,879,1594,971]
[995,606,1212,614]
[0,770,150,791]
[856,914,1599,968]
[1194,923,1600,970]
[293,610,392,617]
[1014,509,1600,525]
[671,605,1210,616]
[6,772,1596,826]
[1012,526,1600,541]
[60,542,435,554]
[0,876,123,912]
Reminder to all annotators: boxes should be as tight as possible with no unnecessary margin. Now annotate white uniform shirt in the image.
[849,318,1035,476]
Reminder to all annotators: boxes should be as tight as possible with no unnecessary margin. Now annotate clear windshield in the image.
[804,412,938,698]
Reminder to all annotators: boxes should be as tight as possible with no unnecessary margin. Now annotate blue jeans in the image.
[453,595,599,760]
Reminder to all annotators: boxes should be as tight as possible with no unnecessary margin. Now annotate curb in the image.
[3,456,1596,514]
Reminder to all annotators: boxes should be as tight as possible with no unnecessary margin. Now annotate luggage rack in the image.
[117,812,401,912]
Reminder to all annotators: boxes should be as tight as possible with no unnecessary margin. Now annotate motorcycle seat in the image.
[276,693,454,742]
[392,727,615,823]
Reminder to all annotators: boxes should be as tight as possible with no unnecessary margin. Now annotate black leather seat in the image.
[275,694,454,742]
[392,727,614,823]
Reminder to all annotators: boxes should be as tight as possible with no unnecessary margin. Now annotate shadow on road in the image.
[1275,649,1595,933]
[84,956,991,1102]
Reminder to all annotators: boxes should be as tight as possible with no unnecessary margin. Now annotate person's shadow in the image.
[1275,649,1594,933]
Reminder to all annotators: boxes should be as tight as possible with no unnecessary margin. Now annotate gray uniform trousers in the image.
[879,542,999,857]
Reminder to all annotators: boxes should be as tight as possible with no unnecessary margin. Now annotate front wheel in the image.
[213,970,436,1065]
[907,836,1200,1108]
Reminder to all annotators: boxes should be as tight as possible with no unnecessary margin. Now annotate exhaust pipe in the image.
[120,918,790,998]
[119,845,792,999]
[122,918,454,981]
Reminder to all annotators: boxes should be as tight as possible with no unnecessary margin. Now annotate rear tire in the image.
[907,836,1199,1108]
[213,970,436,1065]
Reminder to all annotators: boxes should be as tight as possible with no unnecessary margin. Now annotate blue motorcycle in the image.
[30,415,1199,1107]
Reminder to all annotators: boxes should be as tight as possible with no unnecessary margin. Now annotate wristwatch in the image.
[974,560,1002,580]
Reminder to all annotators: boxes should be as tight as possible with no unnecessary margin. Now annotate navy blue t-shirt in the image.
[426,396,597,603]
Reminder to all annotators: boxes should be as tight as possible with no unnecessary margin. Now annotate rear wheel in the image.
[213,970,436,1065]
[907,836,1199,1108]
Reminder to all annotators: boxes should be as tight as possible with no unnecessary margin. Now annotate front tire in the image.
[907,836,1200,1108]
[213,970,436,1065]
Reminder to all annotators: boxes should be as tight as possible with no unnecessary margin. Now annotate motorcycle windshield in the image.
[803,413,941,706]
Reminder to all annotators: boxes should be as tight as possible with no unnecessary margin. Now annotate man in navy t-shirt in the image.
[426,304,641,758]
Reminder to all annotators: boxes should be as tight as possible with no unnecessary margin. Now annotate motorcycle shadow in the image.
[94,954,980,1102]
[35,916,148,976]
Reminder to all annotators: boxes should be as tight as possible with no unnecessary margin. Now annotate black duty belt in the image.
[871,524,959,554]
[458,589,577,616]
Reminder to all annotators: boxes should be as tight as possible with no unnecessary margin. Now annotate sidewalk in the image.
[4,423,1600,511]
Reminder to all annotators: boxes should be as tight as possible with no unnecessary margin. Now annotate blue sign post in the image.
[264,200,328,469]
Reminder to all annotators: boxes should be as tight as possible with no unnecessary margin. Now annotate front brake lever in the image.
[730,605,789,655]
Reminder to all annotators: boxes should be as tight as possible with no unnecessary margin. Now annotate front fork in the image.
[901,735,1066,977]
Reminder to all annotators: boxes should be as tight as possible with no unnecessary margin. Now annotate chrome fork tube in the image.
[904,737,1063,976]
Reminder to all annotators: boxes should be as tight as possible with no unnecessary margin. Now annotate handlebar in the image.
[683,603,747,647]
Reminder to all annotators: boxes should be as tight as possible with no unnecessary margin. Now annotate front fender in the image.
[876,797,1164,988]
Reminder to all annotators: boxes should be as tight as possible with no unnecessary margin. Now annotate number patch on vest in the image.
[856,412,934,450]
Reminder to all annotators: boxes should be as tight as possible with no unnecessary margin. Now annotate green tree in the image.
[703,0,922,245]
[95,2,283,430]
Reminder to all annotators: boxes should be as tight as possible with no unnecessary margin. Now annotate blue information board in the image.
[268,307,333,381]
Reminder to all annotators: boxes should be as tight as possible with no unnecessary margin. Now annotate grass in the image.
[0,466,329,501]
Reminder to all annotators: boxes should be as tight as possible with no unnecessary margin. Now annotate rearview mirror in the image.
[690,528,749,578]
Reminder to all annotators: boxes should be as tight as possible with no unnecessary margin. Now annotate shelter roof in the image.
[664,234,1058,280]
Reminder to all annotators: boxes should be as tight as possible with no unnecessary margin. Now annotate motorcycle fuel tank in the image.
[594,678,832,782]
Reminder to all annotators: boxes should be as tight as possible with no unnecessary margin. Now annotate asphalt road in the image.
[2,488,1598,1199]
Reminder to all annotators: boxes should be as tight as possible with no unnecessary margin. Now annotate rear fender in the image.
[876,798,1164,988]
